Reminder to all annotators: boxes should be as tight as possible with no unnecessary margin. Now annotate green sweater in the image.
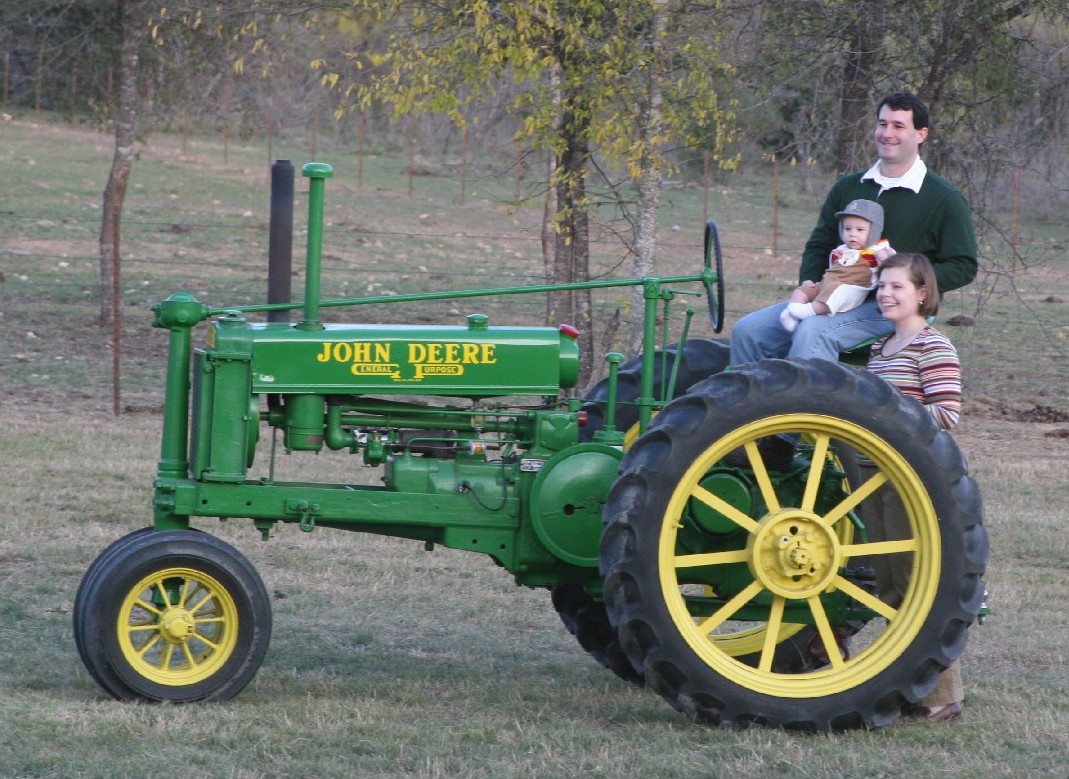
[801,169,978,295]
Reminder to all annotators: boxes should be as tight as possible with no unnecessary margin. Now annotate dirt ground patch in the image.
[954,396,1069,482]
[972,402,1069,429]
[965,395,1069,424]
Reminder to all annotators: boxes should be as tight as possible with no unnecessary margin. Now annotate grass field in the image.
[2,116,1069,778]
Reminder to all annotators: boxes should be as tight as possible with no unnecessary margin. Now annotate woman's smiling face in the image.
[876,265,926,323]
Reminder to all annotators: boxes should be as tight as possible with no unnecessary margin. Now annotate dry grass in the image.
[2,407,1069,778]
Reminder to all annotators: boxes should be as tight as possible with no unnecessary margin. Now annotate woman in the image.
[864,251,964,721]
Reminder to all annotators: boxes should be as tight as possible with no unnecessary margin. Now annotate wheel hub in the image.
[748,511,841,598]
[160,609,196,642]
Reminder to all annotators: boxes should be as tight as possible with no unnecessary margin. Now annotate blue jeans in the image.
[730,297,893,365]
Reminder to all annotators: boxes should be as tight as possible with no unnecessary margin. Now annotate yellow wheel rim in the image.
[658,414,940,696]
[117,567,240,686]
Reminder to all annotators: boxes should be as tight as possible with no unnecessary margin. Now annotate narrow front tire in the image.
[75,530,272,702]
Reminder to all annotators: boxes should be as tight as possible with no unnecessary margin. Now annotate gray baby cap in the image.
[835,199,884,244]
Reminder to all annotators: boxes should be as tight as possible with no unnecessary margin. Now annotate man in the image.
[730,92,978,365]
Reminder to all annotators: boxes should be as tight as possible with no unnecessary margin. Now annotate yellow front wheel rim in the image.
[117,567,240,686]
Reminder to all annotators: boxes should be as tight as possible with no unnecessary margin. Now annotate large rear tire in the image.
[600,358,988,730]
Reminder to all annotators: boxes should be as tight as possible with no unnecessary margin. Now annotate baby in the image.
[780,198,895,333]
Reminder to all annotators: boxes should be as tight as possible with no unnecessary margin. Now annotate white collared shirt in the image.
[861,157,928,194]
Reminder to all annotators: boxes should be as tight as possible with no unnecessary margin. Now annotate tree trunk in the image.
[834,16,878,175]
[629,4,667,356]
[548,175,574,325]
[552,131,593,387]
[542,147,558,316]
[543,62,561,327]
[98,0,142,326]
[547,72,595,389]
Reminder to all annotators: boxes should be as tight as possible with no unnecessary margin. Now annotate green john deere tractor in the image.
[73,162,988,731]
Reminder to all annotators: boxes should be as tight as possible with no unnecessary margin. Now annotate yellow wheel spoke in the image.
[802,435,831,511]
[181,641,198,669]
[832,575,898,621]
[819,471,888,528]
[133,633,162,658]
[190,591,214,614]
[692,485,761,534]
[806,595,845,669]
[697,580,765,634]
[192,632,221,651]
[176,580,191,608]
[758,596,787,672]
[842,539,917,557]
[160,641,176,670]
[135,599,162,617]
[674,549,750,569]
[744,443,782,513]
[152,581,175,608]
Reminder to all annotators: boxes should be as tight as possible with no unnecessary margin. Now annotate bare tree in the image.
[98,1,146,329]
[97,0,151,414]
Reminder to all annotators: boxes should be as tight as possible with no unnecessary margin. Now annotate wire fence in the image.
[3,203,1068,420]
[3,116,1068,420]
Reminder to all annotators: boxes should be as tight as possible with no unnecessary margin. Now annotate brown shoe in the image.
[918,701,963,722]
[722,436,795,471]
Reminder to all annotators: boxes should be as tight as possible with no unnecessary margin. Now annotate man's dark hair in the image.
[877,92,930,132]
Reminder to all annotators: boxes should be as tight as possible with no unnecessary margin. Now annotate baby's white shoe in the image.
[787,301,816,320]
[779,308,799,333]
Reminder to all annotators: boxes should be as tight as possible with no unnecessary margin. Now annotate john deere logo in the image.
[316,341,497,381]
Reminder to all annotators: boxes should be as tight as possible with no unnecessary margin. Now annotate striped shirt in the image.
[868,325,961,430]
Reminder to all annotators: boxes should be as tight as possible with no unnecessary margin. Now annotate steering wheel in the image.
[703,220,726,333]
